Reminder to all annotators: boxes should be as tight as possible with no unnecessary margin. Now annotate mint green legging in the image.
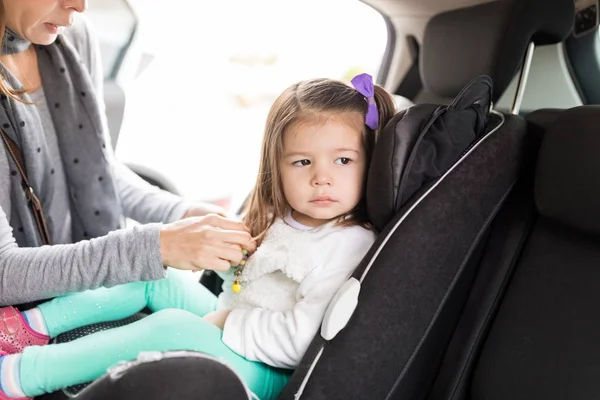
[19,269,291,399]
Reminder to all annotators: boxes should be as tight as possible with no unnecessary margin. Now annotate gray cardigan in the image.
[0,16,189,305]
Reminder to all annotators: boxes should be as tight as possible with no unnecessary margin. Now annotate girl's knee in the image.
[146,309,219,337]
[141,309,221,350]
[148,308,198,325]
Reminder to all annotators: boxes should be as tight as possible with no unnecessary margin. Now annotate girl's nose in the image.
[312,169,332,186]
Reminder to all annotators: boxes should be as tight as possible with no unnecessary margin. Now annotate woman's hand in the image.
[159,214,256,272]
[203,309,232,330]
[182,202,227,219]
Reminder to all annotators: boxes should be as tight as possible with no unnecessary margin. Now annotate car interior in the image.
[33,0,600,398]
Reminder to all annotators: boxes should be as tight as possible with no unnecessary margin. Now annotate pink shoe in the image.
[0,390,30,400]
[0,350,32,399]
[0,307,49,354]
[0,393,31,400]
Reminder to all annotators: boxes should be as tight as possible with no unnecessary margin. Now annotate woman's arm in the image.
[0,204,166,306]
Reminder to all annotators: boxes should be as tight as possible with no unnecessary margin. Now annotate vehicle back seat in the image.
[64,1,574,398]
[417,0,572,108]
[278,1,573,399]
[428,106,600,400]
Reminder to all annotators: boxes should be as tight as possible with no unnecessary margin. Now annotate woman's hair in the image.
[243,77,396,242]
[0,2,25,101]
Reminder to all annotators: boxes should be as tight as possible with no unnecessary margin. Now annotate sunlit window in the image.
[115,0,388,208]
[86,0,136,79]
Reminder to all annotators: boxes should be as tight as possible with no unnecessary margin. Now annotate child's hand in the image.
[203,309,232,330]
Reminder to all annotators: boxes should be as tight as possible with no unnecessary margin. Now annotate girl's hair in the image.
[0,2,25,101]
[243,77,396,242]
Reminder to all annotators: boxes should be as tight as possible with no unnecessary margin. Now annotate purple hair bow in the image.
[351,73,379,130]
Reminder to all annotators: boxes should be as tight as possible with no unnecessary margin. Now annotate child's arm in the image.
[221,227,376,369]
[204,309,232,329]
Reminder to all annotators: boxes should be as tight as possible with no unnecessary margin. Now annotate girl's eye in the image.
[293,159,311,166]
[335,157,351,165]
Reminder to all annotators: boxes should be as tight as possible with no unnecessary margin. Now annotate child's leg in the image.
[38,269,218,338]
[19,309,290,400]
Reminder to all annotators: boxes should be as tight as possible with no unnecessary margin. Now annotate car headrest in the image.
[535,106,600,234]
[367,75,493,231]
[421,0,574,102]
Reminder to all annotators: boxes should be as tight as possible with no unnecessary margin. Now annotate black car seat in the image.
[276,0,574,399]
[429,105,600,400]
[74,351,254,400]
[70,75,496,400]
[425,107,561,400]
[66,78,502,400]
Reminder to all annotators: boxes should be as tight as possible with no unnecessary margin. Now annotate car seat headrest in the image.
[421,0,574,102]
[367,75,493,231]
[535,106,600,234]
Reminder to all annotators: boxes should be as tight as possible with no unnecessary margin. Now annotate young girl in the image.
[0,73,396,400]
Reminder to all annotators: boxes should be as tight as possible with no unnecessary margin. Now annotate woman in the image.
[0,0,255,306]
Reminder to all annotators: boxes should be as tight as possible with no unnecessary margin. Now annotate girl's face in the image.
[279,112,366,227]
[3,0,87,46]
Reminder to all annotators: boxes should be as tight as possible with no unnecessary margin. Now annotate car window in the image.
[496,44,583,114]
[111,0,387,208]
[86,0,137,80]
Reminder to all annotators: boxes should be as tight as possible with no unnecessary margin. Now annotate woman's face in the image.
[3,0,87,45]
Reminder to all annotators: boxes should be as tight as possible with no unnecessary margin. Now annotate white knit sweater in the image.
[218,215,376,369]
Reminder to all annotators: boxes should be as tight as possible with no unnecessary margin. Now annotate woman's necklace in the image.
[232,249,249,293]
